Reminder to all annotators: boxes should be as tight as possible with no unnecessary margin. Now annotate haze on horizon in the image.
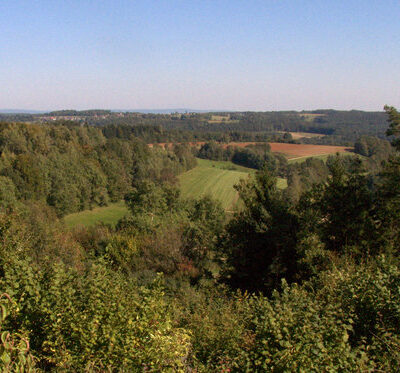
[1,0,399,112]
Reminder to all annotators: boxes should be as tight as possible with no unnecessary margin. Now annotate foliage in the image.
[0,108,399,371]
[179,158,253,211]
[296,157,377,255]
[222,169,299,293]
[0,293,35,372]
[0,215,191,370]
[197,141,287,174]
[0,122,196,216]
[385,105,400,150]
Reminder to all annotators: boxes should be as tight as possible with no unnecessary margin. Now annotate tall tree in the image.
[222,169,299,293]
[385,105,400,150]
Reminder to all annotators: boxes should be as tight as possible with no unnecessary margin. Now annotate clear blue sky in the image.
[1,0,399,111]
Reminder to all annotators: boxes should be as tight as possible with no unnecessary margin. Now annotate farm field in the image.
[267,142,352,158]
[207,114,239,124]
[148,142,206,149]
[179,158,286,211]
[149,142,352,158]
[64,201,129,228]
[287,152,359,164]
[299,113,326,122]
[278,131,326,139]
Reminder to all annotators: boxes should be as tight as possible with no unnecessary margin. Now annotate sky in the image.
[0,0,399,111]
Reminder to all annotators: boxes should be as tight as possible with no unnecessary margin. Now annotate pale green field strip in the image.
[276,178,288,189]
[179,158,286,211]
[64,159,287,227]
[287,152,358,164]
[288,154,334,163]
[64,201,129,228]
[196,158,257,173]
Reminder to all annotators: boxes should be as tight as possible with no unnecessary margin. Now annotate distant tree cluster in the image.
[197,141,287,174]
[0,122,196,216]
[0,107,399,371]
[1,109,389,147]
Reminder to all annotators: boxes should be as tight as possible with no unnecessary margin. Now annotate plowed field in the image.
[267,143,351,158]
[148,142,352,159]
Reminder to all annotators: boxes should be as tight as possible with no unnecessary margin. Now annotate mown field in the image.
[64,147,352,227]
[65,159,287,227]
[287,152,360,164]
[277,131,326,140]
[179,158,286,211]
[64,201,129,228]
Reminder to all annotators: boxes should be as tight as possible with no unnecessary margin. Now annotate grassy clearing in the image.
[277,178,288,188]
[288,153,334,163]
[207,114,239,124]
[179,159,251,210]
[196,158,257,173]
[65,158,288,227]
[64,201,129,228]
[287,152,359,164]
[299,113,326,122]
[179,159,286,211]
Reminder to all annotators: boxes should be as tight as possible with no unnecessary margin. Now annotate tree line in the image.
[0,122,197,216]
[0,107,399,370]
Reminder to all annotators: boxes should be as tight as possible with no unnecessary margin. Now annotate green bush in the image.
[0,293,35,372]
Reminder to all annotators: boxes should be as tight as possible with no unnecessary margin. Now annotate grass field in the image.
[207,114,236,124]
[64,158,287,227]
[299,113,326,122]
[179,158,286,211]
[277,131,326,140]
[287,152,359,164]
[64,201,129,228]
[268,142,352,158]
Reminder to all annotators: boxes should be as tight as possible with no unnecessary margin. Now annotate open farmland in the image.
[148,142,352,160]
[299,113,326,122]
[179,158,286,211]
[179,159,252,211]
[278,131,326,139]
[64,201,129,228]
[216,142,352,158]
[268,142,352,158]
[207,114,239,124]
[287,152,359,164]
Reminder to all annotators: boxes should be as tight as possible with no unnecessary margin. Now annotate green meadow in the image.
[64,158,287,227]
[179,158,286,211]
[64,201,129,228]
[287,152,359,164]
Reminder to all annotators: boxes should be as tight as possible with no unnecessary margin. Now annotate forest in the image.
[0,109,389,146]
[0,106,399,371]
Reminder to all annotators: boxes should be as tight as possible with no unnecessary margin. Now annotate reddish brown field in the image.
[267,142,352,158]
[220,142,352,158]
[148,141,353,158]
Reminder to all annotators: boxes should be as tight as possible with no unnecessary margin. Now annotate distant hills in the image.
[112,109,223,114]
[0,108,385,115]
[0,108,223,115]
[0,109,46,114]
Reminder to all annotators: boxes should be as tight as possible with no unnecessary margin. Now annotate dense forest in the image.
[0,107,399,371]
[0,109,389,146]
[0,122,196,216]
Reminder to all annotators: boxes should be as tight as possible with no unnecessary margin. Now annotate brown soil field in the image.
[148,141,353,158]
[267,143,352,158]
